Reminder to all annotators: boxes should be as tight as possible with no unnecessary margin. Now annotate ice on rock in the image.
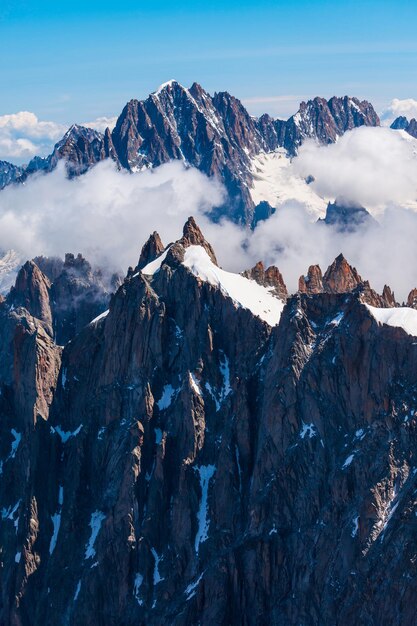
[194,465,216,552]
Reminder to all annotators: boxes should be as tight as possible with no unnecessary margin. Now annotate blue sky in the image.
[0,0,417,148]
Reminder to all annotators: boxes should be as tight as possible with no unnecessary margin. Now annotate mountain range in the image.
[0,81,381,225]
[2,217,417,625]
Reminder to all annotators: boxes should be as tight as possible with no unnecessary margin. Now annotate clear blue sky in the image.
[1,0,417,123]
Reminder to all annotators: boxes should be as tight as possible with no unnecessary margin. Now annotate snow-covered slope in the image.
[0,250,22,295]
[141,248,170,275]
[366,304,417,337]
[249,150,328,218]
[183,245,284,326]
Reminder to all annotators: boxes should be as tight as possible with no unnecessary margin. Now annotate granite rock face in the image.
[2,220,417,626]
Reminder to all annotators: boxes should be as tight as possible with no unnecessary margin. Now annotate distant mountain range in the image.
[0,81,381,225]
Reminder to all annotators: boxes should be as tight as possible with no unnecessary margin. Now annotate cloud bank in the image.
[0,160,225,272]
[81,116,118,133]
[0,111,65,162]
[293,126,417,212]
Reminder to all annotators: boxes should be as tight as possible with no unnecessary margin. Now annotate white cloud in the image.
[81,116,118,133]
[242,95,306,119]
[293,126,417,212]
[0,111,118,164]
[0,111,65,163]
[381,98,417,126]
[0,159,225,273]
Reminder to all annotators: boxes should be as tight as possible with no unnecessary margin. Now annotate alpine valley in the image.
[1,81,417,626]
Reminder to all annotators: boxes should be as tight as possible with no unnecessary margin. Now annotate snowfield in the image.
[249,150,328,218]
[183,245,284,326]
[365,304,417,337]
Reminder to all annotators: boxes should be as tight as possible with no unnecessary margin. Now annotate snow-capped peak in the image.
[153,80,183,95]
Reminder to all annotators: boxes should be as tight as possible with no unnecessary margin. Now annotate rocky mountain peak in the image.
[0,160,23,190]
[390,115,409,130]
[7,260,53,332]
[179,216,218,264]
[3,219,417,625]
[242,261,288,300]
[1,83,382,227]
[63,252,92,276]
[407,288,417,309]
[382,284,396,307]
[390,115,417,139]
[298,264,324,294]
[406,118,417,138]
[137,231,165,270]
[322,199,375,232]
[322,253,363,294]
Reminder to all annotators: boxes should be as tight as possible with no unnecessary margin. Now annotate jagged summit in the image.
[137,231,165,270]
[321,199,375,232]
[178,216,218,265]
[298,253,397,307]
[391,115,417,139]
[152,79,183,94]
[390,115,409,130]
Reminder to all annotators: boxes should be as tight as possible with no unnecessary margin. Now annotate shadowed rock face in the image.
[137,232,165,270]
[321,200,375,232]
[391,115,417,138]
[2,220,417,626]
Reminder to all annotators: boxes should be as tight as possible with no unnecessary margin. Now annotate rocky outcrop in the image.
[298,255,397,307]
[322,253,362,293]
[178,216,218,264]
[242,260,288,300]
[407,288,417,309]
[50,253,113,345]
[321,200,375,232]
[0,160,23,189]
[298,264,324,294]
[137,232,165,270]
[391,116,417,139]
[390,115,409,130]
[2,219,417,626]
[33,255,65,282]
[382,284,397,307]
[406,118,417,139]
[25,125,105,178]
[7,261,53,334]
